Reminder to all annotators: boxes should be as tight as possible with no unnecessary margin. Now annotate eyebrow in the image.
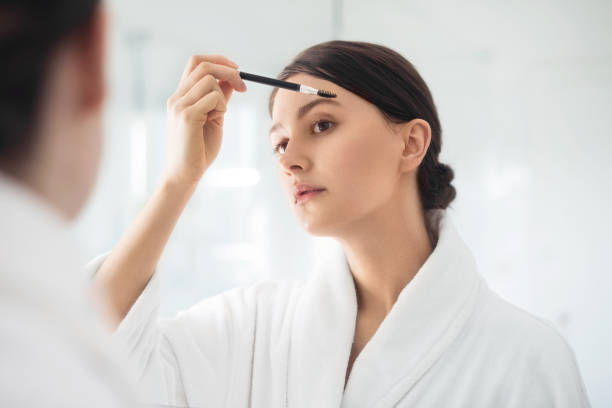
[269,99,341,138]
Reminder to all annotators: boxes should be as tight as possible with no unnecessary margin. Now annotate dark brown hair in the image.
[0,0,100,169]
[269,41,456,211]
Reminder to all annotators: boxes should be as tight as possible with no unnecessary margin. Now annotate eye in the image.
[272,140,287,155]
[271,120,335,156]
[313,120,334,133]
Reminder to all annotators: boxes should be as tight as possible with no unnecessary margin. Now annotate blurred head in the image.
[0,0,107,220]
[269,41,455,238]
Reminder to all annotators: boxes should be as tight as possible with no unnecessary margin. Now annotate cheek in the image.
[75,115,104,206]
[329,122,397,195]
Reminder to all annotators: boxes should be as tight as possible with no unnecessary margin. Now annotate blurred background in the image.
[71,0,611,405]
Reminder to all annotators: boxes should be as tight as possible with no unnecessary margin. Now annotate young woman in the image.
[90,41,590,407]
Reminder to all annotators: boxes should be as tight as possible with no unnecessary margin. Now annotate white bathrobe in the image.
[88,210,590,408]
[0,173,135,407]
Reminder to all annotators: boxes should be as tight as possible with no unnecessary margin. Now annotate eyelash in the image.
[271,120,335,155]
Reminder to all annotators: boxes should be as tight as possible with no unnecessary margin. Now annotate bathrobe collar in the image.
[287,210,483,407]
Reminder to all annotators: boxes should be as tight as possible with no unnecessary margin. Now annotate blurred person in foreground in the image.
[1,1,152,406]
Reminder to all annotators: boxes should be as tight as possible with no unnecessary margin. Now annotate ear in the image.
[72,5,108,112]
[397,118,431,173]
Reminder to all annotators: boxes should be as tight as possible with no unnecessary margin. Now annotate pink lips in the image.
[295,189,325,205]
[292,183,326,205]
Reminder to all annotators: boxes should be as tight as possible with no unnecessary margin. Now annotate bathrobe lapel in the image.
[342,217,483,406]
[287,239,358,408]
[287,215,483,408]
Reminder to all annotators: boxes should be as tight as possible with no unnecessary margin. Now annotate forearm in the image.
[92,179,197,327]
[91,55,244,329]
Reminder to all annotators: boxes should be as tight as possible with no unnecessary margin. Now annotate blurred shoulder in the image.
[170,278,306,327]
[477,286,575,356]
[469,285,589,405]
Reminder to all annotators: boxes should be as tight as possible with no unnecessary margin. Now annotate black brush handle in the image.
[239,71,300,92]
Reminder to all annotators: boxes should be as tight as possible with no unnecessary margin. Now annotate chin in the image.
[297,213,342,237]
[302,224,328,237]
[291,198,350,238]
[61,181,91,221]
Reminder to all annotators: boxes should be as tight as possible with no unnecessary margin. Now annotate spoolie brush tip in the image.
[317,90,337,98]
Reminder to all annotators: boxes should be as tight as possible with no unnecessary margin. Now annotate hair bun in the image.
[430,163,456,209]
[437,163,454,183]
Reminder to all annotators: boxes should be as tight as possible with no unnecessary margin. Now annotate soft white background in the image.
[72,0,611,405]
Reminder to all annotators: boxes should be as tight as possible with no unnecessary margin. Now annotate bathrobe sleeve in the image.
[86,253,258,407]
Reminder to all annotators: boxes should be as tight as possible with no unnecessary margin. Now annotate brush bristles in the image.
[317,90,337,98]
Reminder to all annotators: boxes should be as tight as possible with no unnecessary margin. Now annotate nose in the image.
[278,142,309,176]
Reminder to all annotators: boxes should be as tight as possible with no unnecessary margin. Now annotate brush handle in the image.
[239,71,300,92]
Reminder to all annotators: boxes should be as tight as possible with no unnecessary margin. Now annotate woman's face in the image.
[270,73,405,237]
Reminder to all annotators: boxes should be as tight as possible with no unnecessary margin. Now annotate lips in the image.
[297,188,324,196]
[292,183,326,201]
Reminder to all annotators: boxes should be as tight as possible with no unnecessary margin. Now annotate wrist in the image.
[159,177,198,199]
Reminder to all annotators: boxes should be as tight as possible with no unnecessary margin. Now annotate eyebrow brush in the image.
[238,71,337,98]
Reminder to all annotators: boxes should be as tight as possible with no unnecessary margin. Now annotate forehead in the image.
[271,73,357,121]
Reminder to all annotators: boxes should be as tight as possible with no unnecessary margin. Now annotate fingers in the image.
[167,55,246,125]
[218,80,234,104]
[180,55,238,81]
[169,60,246,108]
[179,55,246,92]
[171,75,227,122]
[183,89,226,122]
[173,74,222,112]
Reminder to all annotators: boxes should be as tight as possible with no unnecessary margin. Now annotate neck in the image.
[337,194,434,317]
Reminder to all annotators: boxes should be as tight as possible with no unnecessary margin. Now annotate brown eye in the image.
[272,141,287,155]
[313,120,334,133]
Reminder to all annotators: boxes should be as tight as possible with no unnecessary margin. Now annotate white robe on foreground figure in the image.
[0,173,135,407]
[88,211,590,407]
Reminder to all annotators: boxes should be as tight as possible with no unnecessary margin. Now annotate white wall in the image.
[73,0,611,405]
